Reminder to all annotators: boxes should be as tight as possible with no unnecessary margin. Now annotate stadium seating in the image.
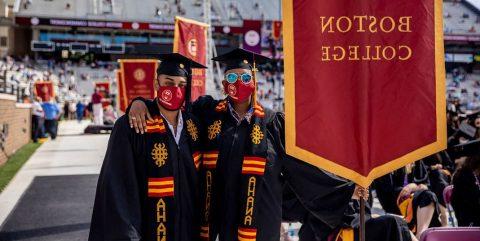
[19,0,480,37]
[446,70,480,112]
[16,0,77,18]
[14,0,480,36]
[443,0,480,35]
[15,0,281,24]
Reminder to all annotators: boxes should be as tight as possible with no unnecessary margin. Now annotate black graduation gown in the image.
[298,200,412,241]
[451,167,480,226]
[282,183,309,223]
[89,102,201,241]
[422,151,453,206]
[374,161,430,214]
[373,161,441,231]
[282,181,411,241]
[190,96,355,241]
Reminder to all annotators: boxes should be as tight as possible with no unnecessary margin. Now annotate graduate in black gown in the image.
[373,161,441,239]
[450,140,480,227]
[128,48,356,241]
[421,151,454,226]
[299,202,414,241]
[282,182,414,241]
[89,54,206,241]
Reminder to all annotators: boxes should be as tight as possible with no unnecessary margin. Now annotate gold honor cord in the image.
[156,198,167,241]
[243,176,257,226]
[252,61,258,106]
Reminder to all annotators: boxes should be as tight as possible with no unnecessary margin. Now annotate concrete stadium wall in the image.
[0,94,31,166]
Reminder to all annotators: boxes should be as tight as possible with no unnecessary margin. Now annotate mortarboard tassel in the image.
[185,64,192,112]
[252,57,258,108]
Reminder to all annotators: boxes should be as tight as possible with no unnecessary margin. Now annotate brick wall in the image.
[0,94,31,166]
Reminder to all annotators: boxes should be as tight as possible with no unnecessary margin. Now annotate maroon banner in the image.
[116,70,126,112]
[272,21,283,41]
[242,20,262,54]
[283,0,446,187]
[95,82,110,98]
[34,81,54,101]
[95,82,111,107]
[118,60,158,112]
[173,16,208,101]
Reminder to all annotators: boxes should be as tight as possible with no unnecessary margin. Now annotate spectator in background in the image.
[68,101,76,120]
[374,161,441,239]
[41,95,61,140]
[63,101,70,120]
[70,74,76,85]
[76,100,85,123]
[451,154,480,226]
[91,88,103,125]
[86,101,93,121]
[103,105,117,125]
[31,96,44,143]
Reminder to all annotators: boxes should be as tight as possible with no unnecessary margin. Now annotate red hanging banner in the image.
[173,16,209,101]
[34,81,55,101]
[117,59,158,113]
[272,20,283,41]
[116,70,125,112]
[283,0,447,187]
[242,20,262,54]
[95,81,111,107]
[95,82,110,98]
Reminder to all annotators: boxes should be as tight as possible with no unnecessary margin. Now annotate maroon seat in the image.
[443,185,454,205]
[420,227,480,241]
[443,185,457,226]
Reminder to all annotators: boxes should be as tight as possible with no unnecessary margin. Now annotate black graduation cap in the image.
[212,48,271,104]
[450,139,480,157]
[466,110,480,122]
[212,48,271,71]
[458,122,478,139]
[157,53,206,77]
[157,53,207,108]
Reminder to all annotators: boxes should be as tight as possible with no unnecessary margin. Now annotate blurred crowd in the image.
[0,55,117,102]
[0,56,119,141]
[447,68,480,112]
[30,88,118,142]
[256,51,284,111]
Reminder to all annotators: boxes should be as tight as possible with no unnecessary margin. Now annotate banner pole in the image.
[359,194,366,241]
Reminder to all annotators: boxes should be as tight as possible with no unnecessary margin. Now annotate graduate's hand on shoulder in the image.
[129,100,151,134]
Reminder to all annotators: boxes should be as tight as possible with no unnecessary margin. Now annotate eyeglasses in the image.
[225,73,253,84]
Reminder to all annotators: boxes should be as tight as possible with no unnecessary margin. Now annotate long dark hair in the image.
[464,154,480,173]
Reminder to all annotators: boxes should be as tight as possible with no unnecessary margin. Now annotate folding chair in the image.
[420,227,480,241]
[442,185,457,226]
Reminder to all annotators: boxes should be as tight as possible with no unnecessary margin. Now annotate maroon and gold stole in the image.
[199,99,268,241]
[144,113,202,241]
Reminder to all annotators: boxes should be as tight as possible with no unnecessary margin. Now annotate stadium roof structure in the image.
[465,0,480,12]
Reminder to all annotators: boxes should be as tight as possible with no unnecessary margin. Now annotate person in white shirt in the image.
[32,96,44,142]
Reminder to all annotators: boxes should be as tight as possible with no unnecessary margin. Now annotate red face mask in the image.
[223,81,255,104]
[157,86,186,111]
